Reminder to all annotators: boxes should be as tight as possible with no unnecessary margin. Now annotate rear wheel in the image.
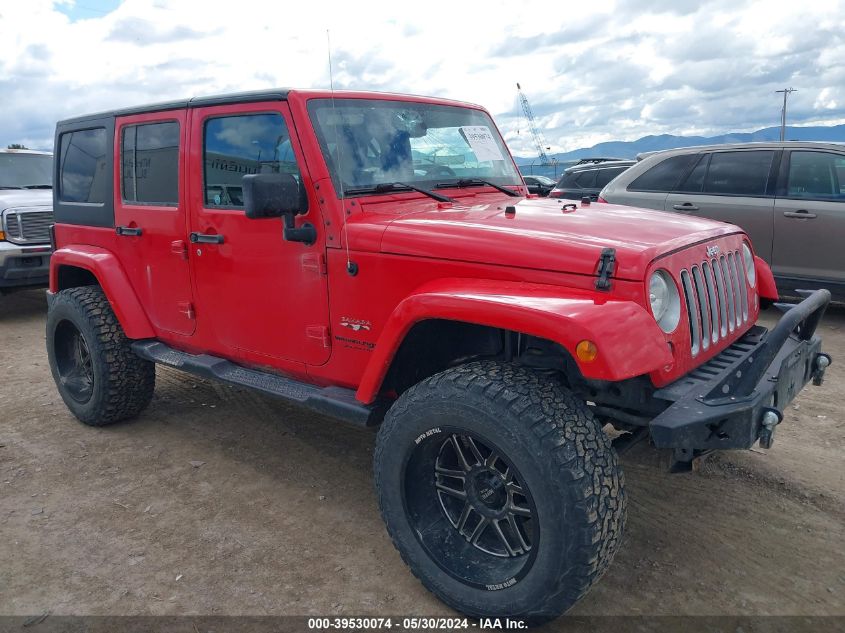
[374,361,626,624]
[47,286,155,426]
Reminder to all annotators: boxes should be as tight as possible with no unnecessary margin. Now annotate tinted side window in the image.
[203,113,298,208]
[574,170,597,188]
[595,166,627,188]
[703,151,774,196]
[59,128,107,203]
[628,154,696,192]
[786,151,845,200]
[676,154,708,193]
[122,121,179,205]
[557,172,578,188]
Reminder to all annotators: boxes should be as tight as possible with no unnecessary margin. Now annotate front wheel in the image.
[373,361,625,624]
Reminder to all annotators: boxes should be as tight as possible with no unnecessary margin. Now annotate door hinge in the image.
[177,301,195,320]
[595,247,616,290]
[301,252,327,275]
[306,325,331,348]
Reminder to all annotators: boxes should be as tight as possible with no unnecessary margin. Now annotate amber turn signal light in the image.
[576,340,598,362]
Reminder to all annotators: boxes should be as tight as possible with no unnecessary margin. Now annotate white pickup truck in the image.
[0,149,54,293]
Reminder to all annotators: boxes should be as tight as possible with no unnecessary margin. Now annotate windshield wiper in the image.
[345,182,455,203]
[22,184,52,189]
[436,178,520,197]
[0,186,23,189]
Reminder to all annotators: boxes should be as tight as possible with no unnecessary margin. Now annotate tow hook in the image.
[758,408,783,449]
[812,353,832,386]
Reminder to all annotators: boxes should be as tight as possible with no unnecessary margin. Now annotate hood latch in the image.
[595,248,616,290]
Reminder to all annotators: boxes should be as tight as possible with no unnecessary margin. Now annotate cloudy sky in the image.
[1,0,843,157]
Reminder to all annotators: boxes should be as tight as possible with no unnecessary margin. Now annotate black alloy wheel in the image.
[53,319,95,403]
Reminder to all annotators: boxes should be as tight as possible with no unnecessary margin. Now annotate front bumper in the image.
[650,289,831,451]
[0,241,51,289]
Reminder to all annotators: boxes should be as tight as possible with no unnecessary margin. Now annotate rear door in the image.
[187,102,331,365]
[114,111,195,336]
[664,150,778,262]
[772,149,845,285]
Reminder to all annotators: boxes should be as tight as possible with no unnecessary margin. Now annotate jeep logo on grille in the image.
[706,245,720,257]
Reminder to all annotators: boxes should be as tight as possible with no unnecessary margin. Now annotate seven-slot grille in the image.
[2,207,54,245]
[679,250,749,357]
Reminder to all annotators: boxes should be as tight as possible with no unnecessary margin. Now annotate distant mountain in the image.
[514,124,845,167]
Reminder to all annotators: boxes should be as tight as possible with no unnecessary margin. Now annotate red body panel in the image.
[354,278,671,404]
[113,110,196,336]
[370,197,739,280]
[646,234,761,386]
[755,255,779,301]
[184,101,331,367]
[50,89,764,403]
[50,244,155,339]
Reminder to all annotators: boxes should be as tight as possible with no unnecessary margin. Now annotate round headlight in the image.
[649,270,681,333]
[742,242,756,287]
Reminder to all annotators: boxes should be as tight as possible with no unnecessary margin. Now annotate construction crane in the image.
[516,82,551,165]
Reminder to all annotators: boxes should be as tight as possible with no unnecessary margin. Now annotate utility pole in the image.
[775,88,797,141]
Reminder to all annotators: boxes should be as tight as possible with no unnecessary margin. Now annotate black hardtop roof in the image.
[58,88,292,127]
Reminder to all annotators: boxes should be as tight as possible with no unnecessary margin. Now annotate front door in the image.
[772,149,845,285]
[187,102,330,365]
[114,111,196,336]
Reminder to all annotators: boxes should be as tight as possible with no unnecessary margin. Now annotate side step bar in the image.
[131,340,384,427]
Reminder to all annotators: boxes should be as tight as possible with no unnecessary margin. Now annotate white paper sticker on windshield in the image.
[460,126,505,162]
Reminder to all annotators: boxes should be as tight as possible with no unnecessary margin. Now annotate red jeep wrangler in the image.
[46,89,831,623]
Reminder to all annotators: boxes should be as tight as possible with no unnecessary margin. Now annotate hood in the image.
[361,195,741,280]
[0,189,52,210]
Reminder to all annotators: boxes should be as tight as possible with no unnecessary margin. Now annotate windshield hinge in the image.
[595,248,616,290]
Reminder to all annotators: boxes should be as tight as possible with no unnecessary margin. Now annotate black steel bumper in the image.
[650,289,832,451]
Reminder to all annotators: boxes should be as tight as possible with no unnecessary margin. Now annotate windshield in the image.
[307,98,520,195]
[0,152,53,188]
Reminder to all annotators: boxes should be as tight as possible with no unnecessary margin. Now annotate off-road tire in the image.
[46,286,155,426]
[373,361,625,624]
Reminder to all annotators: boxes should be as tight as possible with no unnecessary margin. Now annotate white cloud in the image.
[0,0,843,156]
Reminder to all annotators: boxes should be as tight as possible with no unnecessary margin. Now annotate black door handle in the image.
[672,203,699,212]
[189,232,224,244]
[115,226,142,236]
[783,210,817,219]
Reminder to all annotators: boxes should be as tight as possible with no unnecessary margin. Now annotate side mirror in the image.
[242,173,305,219]
[242,172,316,245]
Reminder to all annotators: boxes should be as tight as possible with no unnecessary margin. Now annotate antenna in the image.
[327,30,356,276]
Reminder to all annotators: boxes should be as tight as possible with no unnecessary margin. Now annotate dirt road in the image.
[1,289,843,622]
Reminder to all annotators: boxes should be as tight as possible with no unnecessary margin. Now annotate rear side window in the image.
[121,121,180,205]
[785,151,845,200]
[628,154,697,192]
[203,113,299,208]
[556,172,578,188]
[595,166,627,188]
[574,170,597,188]
[703,151,774,196]
[59,128,107,203]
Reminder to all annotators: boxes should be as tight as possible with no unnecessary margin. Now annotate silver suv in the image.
[599,142,845,300]
[0,149,54,293]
